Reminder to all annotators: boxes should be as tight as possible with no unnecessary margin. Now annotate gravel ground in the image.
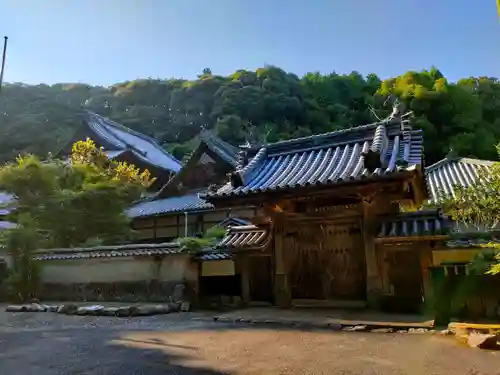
[0,310,499,375]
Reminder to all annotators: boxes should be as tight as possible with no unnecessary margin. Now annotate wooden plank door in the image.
[289,221,366,301]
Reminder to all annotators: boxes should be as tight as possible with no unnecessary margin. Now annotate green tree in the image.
[0,139,154,299]
[0,138,154,248]
[441,143,500,274]
[1,67,500,166]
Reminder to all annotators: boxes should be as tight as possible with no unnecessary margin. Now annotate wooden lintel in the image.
[283,211,361,223]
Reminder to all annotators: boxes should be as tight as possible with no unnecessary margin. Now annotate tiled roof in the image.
[197,251,232,261]
[215,225,271,250]
[33,242,181,261]
[0,192,14,216]
[445,238,500,248]
[207,117,423,198]
[0,221,17,230]
[211,217,251,228]
[425,157,494,203]
[83,111,182,173]
[199,129,240,166]
[377,209,451,239]
[104,150,127,159]
[126,191,213,218]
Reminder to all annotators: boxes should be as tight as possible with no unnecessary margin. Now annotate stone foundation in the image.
[38,280,195,302]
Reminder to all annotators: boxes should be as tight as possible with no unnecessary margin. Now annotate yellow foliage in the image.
[70,138,155,188]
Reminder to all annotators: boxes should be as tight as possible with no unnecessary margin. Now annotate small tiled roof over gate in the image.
[377,209,451,240]
[215,224,271,250]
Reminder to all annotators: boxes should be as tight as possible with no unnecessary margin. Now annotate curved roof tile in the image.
[126,192,213,218]
[208,119,423,197]
[215,224,271,250]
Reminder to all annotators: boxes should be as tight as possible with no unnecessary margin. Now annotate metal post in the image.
[0,36,8,95]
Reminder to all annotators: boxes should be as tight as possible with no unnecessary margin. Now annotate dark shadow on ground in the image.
[0,327,232,375]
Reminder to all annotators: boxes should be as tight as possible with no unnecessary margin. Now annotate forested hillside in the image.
[0,66,499,165]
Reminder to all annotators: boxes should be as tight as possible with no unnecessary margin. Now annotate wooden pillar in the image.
[362,200,384,307]
[239,254,251,305]
[419,246,434,309]
[273,219,291,307]
[378,245,392,295]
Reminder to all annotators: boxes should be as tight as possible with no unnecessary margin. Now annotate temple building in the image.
[57,111,182,191]
[12,108,500,319]
[202,110,428,308]
[126,128,261,242]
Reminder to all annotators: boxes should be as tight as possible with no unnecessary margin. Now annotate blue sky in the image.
[1,0,498,86]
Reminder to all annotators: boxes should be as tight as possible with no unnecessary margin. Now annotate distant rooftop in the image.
[425,156,494,203]
[82,111,182,173]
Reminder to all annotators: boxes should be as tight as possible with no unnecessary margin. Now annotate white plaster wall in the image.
[159,255,197,282]
[40,255,193,284]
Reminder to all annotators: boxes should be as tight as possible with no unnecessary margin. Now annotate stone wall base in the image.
[38,280,194,302]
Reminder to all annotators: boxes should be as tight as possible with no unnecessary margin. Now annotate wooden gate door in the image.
[387,250,423,313]
[249,256,274,303]
[289,221,366,301]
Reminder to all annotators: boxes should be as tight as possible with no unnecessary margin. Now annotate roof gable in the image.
[154,130,240,199]
[199,129,239,167]
[82,111,182,173]
[425,156,494,203]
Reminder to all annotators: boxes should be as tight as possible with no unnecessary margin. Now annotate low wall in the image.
[37,255,198,302]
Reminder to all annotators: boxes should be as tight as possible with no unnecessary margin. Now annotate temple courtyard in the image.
[0,307,498,375]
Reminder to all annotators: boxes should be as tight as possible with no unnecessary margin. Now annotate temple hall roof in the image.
[81,111,182,173]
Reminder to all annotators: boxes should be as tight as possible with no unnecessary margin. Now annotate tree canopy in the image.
[0,139,154,249]
[0,66,499,164]
[442,143,500,275]
[0,139,154,300]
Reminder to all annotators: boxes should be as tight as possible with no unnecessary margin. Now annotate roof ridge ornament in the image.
[446,147,458,159]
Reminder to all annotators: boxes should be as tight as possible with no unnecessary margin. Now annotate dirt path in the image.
[0,311,498,375]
